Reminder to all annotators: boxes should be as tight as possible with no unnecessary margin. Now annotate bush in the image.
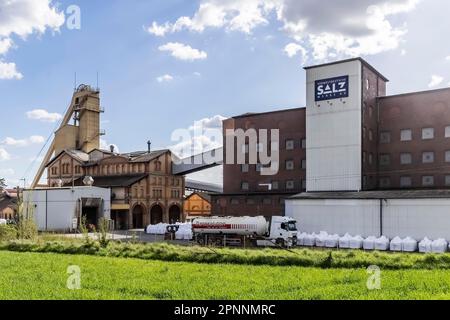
[0,225,17,241]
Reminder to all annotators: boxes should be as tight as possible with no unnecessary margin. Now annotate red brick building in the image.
[212,58,450,217]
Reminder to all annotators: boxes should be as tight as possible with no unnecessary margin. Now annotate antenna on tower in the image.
[96,71,99,91]
[74,72,77,91]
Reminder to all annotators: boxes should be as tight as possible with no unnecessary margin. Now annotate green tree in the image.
[0,178,6,192]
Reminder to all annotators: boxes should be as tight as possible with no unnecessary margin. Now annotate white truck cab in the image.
[268,216,298,247]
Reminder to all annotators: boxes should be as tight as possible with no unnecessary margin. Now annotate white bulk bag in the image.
[419,238,433,253]
[297,232,308,246]
[339,233,352,249]
[363,236,376,250]
[375,236,390,251]
[303,234,316,247]
[349,235,364,249]
[0,219,7,225]
[315,231,328,247]
[390,237,403,252]
[432,239,448,253]
[402,237,418,252]
[325,234,339,248]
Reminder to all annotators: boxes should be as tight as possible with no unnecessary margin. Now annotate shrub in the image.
[0,225,17,241]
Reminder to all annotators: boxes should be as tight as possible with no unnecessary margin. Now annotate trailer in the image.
[192,216,298,248]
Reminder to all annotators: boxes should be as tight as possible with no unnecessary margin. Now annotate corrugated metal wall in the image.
[286,198,450,240]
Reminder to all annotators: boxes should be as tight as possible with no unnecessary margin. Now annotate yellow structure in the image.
[32,85,103,188]
[183,192,212,221]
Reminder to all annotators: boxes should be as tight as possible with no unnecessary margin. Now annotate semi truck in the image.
[191,216,298,248]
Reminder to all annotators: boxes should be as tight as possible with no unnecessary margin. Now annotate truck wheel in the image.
[215,238,223,246]
[197,236,205,246]
[276,238,285,248]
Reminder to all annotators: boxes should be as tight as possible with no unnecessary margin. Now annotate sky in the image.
[0,0,450,187]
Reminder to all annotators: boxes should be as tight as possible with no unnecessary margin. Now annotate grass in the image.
[3,240,450,270]
[1,251,450,300]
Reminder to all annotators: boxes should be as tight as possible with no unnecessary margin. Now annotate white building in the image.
[23,186,111,232]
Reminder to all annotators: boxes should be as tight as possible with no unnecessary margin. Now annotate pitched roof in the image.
[128,149,169,162]
[0,193,17,211]
[186,192,211,203]
[185,180,223,194]
[290,190,450,200]
[46,149,89,167]
[71,174,148,188]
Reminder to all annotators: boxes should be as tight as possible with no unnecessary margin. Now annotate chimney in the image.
[147,140,151,153]
[110,145,115,153]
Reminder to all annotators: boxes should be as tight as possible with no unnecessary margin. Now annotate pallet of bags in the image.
[339,233,352,249]
[325,234,339,248]
[431,238,448,254]
[363,236,376,250]
[419,238,433,253]
[375,236,390,251]
[402,237,418,252]
[314,231,328,247]
[303,233,316,247]
[349,235,364,249]
[390,237,403,252]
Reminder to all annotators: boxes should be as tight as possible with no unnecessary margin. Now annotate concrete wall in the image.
[286,198,450,240]
[23,187,111,232]
[306,60,362,191]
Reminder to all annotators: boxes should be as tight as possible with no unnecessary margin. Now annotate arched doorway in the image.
[132,205,144,229]
[150,205,163,225]
[169,205,181,224]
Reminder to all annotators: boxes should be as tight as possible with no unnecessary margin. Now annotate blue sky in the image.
[1,0,450,187]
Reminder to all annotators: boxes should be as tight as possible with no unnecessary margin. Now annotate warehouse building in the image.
[212,58,450,239]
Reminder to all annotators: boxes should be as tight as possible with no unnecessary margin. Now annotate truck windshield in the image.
[286,222,297,231]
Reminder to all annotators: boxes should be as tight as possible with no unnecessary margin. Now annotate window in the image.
[286,140,295,150]
[400,153,412,165]
[401,129,412,142]
[380,154,390,166]
[286,180,295,190]
[400,177,412,188]
[446,126,450,138]
[301,159,307,170]
[285,160,294,171]
[256,164,262,172]
[241,164,249,172]
[256,143,264,152]
[369,153,374,165]
[380,131,391,144]
[302,179,307,190]
[363,152,366,164]
[366,79,370,90]
[422,152,435,164]
[263,198,272,205]
[369,129,374,141]
[422,128,434,140]
[272,181,279,190]
[301,139,307,149]
[445,176,450,186]
[445,151,450,163]
[369,106,374,118]
[363,127,366,140]
[242,144,249,154]
[380,177,391,188]
[246,198,255,205]
[241,182,249,191]
[422,176,434,187]
[231,199,239,205]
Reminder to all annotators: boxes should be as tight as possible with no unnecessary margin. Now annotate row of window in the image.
[241,160,306,173]
[379,176,450,188]
[241,139,307,154]
[380,127,450,144]
[378,151,450,166]
[241,180,307,191]
[217,198,286,206]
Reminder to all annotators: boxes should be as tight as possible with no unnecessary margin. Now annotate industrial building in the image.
[212,57,450,240]
[23,186,111,232]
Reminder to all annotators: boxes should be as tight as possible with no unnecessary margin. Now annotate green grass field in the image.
[1,251,450,300]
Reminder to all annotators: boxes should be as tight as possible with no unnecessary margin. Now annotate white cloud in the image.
[0,38,12,55]
[193,72,202,77]
[0,148,10,161]
[284,42,307,60]
[400,49,407,56]
[148,0,420,61]
[157,74,174,83]
[169,115,226,158]
[159,42,207,61]
[26,109,62,123]
[428,75,444,88]
[100,139,120,153]
[1,135,45,147]
[0,61,22,79]
[446,55,450,61]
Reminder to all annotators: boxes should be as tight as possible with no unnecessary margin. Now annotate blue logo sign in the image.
[315,75,349,102]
